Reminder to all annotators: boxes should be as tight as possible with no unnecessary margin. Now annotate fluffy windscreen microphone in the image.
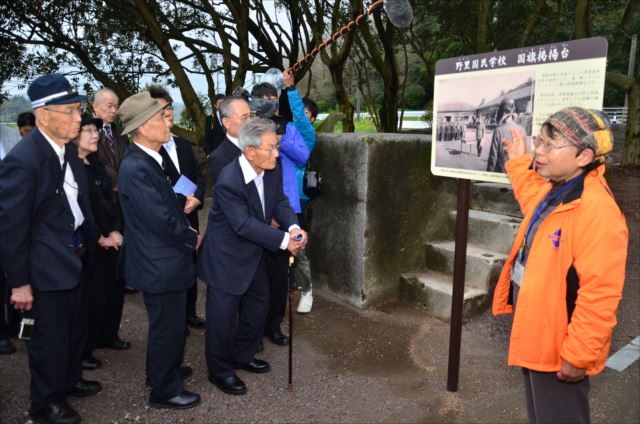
[383,0,414,28]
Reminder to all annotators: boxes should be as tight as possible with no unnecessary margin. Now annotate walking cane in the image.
[288,255,296,392]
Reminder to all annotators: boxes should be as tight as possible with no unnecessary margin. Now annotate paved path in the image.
[1,285,637,423]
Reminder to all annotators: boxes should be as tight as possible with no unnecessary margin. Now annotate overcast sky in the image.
[2,0,289,106]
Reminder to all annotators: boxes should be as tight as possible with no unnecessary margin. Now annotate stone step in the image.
[424,241,507,292]
[399,270,489,322]
[470,182,522,217]
[451,209,522,255]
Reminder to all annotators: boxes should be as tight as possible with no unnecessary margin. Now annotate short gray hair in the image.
[219,96,249,120]
[93,88,118,104]
[239,118,275,150]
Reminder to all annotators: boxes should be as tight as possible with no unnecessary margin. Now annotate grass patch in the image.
[316,118,378,133]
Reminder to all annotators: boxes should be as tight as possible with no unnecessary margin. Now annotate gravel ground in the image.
[1,160,637,424]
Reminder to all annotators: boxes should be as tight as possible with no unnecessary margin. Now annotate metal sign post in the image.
[446,179,470,392]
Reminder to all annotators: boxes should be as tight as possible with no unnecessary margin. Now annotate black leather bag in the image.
[303,167,322,199]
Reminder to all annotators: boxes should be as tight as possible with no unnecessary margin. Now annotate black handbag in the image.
[303,167,322,199]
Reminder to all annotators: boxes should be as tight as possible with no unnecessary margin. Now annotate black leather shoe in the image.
[256,341,264,353]
[81,354,102,371]
[146,366,194,386]
[124,286,139,294]
[106,338,130,350]
[179,366,193,380]
[30,401,80,424]
[68,379,102,398]
[209,374,247,396]
[187,315,206,329]
[233,358,270,374]
[149,390,201,410]
[266,331,289,346]
[0,338,16,355]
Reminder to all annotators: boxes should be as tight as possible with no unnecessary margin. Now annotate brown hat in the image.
[118,91,165,135]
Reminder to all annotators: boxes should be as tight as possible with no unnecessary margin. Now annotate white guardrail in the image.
[318,107,628,125]
[603,107,628,124]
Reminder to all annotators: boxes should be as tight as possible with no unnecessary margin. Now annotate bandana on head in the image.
[544,107,613,163]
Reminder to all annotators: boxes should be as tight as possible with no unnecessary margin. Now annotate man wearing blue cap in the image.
[0,74,101,424]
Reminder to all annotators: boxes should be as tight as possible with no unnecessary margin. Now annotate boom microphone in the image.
[383,0,414,29]
[286,0,415,73]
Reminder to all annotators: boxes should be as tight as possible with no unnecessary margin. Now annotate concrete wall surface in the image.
[306,133,456,309]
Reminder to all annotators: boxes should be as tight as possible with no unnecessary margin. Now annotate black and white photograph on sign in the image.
[434,71,535,174]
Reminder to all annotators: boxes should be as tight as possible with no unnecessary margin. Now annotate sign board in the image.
[430,37,608,183]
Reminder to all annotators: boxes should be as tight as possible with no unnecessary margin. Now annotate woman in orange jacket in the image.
[492,107,628,424]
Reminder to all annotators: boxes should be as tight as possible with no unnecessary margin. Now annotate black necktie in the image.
[158,147,179,184]
[103,125,115,154]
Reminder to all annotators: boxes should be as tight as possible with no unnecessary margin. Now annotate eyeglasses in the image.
[81,127,99,134]
[104,103,119,110]
[234,113,256,122]
[163,104,174,111]
[43,106,83,116]
[253,144,281,154]
[533,136,576,153]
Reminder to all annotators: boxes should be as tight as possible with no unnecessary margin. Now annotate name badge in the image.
[511,259,525,287]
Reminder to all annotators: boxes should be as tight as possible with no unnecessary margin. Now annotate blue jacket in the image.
[287,88,316,201]
[279,123,309,213]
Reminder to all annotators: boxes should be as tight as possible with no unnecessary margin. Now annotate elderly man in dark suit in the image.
[93,88,129,185]
[117,91,201,410]
[92,87,132,349]
[148,85,207,329]
[197,118,307,396]
[207,96,253,187]
[0,74,101,424]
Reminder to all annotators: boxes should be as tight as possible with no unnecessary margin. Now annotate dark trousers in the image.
[186,279,198,318]
[0,270,8,339]
[186,251,199,319]
[27,283,86,414]
[1,270,19,339]
[85,248,124,354]
[186,245,199,320]
[264,249,289,335]
[143,290,187,400]
[205,256,269,379]
[522,368,590,424]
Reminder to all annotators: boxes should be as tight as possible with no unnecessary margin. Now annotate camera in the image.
[19,317,35,340]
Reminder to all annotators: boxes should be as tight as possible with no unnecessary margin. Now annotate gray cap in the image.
[118,91,165,135]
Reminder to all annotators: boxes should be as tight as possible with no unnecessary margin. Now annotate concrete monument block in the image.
[306,133,456,309]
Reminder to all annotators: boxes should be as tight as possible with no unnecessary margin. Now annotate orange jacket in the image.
[492,154,628,375]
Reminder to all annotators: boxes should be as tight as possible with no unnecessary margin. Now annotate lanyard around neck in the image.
[523,174,583,249]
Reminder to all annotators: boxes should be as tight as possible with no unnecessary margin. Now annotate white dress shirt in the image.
[227,134,240,150]
[238,154,299,250]
[163,135,181,173]
[41,132,84,230]
[134,142,164,168]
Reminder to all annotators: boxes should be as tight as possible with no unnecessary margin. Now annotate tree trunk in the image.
[134,0,204,143]
[574,0,592,39]
[476,0,490,51]
[625,81,640,164]
[329,65,355,132]
[359,10,400,133]
[519,0,546,47]
[606,71,640,165]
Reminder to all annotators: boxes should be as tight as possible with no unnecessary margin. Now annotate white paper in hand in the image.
[173,175,197,196]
